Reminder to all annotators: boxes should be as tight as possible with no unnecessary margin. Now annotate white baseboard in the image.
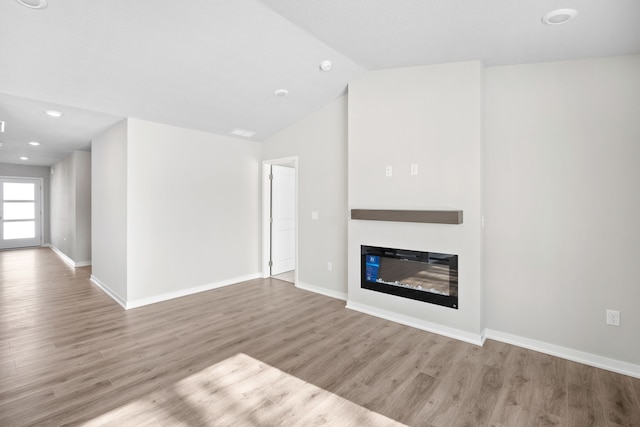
[49,244,92,268]
[75,260,92,267]
[90,275,127,309]
[345,300,484,346]
[124,273,262,309]
[296,281,347,301]
[485,329,640,379]
[90,273,262,310]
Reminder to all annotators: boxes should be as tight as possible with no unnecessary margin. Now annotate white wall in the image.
[50,151,91,264]
[347,61,484,341]
[484,55,640,366]
[92,120,128,301]
[125,119,262,301]
[261,96,349,298]
[75,151,92,263]
[50,156,72,255]
[0,163,51,244]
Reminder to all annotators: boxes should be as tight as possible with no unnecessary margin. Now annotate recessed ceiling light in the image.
[44,109,63,118]
[14,0,48,9]
[230,128,256,138]
[28,141,40,146]
[19,156,29,161]
[274,89,289,98]
[319,60,333,72]
[542,9,578,25]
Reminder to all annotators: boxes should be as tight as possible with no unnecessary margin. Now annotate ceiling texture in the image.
[1,0,639,166]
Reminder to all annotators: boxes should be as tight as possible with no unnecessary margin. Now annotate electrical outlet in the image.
[327,262,332,272]
[411,164,418,175]
[606,309,620,326]
[385,166,392,177]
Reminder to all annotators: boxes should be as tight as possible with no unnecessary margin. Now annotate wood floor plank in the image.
[419,360,484,426]
[531,353,569,418]
[419,339,467,380]
[488,346,537,426]
[357,326,432,389]
[527,406,566,427]
[631,376,640,415]
[481,339,514,369]
[452,364,505,427]
[567,382,608,427]
[378,371,439,426]
[567,359,599,390]
[1,248,638,427]
[597,369,640,427]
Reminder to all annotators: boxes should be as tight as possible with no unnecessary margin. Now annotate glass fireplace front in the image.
[361,245,458,309]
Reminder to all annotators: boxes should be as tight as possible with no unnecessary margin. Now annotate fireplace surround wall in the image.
[347,60,483,344]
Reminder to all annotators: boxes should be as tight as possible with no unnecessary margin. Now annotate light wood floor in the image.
[1,248,639,426]
[271,270,295,284]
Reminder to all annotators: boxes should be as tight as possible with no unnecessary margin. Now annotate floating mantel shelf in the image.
[350,209,463,225]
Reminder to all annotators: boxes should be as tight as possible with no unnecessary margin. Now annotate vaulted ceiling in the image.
[1,0,639,165]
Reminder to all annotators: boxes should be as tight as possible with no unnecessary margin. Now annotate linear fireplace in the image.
[361,245,458,309]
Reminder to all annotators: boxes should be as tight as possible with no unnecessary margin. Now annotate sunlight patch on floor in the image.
[82,353,405,426]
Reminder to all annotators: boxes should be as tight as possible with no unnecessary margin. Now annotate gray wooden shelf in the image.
[350,209,463,224]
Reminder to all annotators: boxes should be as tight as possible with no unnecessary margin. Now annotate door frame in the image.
[0,176,44,249]
[262,157,298,282]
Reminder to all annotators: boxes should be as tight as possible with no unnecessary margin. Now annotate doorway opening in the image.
[262,157,297,284]
[0,177,44,250]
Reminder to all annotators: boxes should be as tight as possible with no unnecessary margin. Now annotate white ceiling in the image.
[0,0,638,166]
[261,0,640,69]
[0,93,122,165]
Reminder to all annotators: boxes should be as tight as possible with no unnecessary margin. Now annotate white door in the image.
[270,165,295,275]
[0,178,42,250]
